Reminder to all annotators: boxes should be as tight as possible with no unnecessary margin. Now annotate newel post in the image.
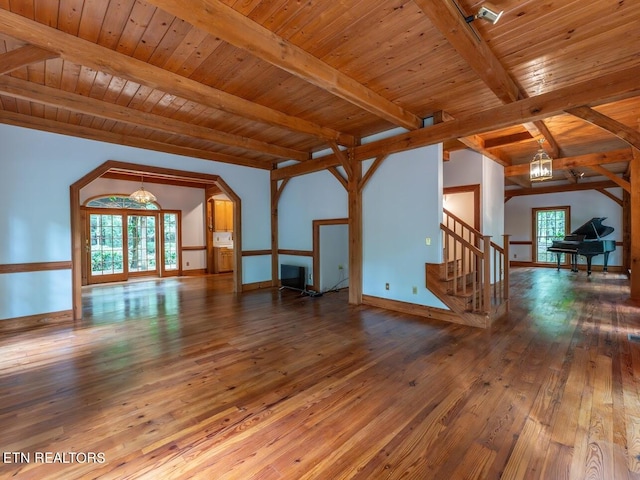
[503,234,511,301]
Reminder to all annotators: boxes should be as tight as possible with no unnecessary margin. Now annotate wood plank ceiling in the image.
[0,0,639,190]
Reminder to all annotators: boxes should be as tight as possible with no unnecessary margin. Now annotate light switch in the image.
[425,237,431,246]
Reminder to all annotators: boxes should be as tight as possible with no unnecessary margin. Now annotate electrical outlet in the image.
[513,253,517,259]
[412,286,418,294]
[338,264,344,270]
[385,283,389,290]
[186,261,190,266]
[308,273,313,281]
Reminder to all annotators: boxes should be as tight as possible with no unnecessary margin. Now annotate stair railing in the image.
[442,209,509,314]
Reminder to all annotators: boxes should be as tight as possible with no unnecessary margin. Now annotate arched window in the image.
[85,195,160,210]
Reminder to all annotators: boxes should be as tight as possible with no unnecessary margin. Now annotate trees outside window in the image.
[85,196,180,283]
[533,207,570,263]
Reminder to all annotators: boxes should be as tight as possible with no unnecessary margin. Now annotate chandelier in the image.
[129,176,157,204]
[529,139,553,182]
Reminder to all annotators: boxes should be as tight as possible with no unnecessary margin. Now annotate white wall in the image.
[505,186,623,266]
[445,149,505,242]
[444,149,483,188]
[362,145,447,308]
[0,124,271,320]
[482,155,506,248]
[276,145,448,309]
[319,224,349,292]
[278,170,348,284]
[444,191,475,227]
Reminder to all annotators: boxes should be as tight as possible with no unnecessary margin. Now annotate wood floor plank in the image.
[1,269,639,479]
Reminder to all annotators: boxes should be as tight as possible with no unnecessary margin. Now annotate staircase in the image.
[426,209,510,328]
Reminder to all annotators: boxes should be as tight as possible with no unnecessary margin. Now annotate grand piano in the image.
[547,217,616,275]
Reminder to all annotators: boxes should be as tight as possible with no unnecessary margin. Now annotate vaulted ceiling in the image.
[1,0,639,191]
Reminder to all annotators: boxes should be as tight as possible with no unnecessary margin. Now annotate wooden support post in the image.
[623,178,631,275]
[348,150,363,304]
[483,235,492,313]
[630,148,640,301]
[70,184,82,321]
[270,176,280,287]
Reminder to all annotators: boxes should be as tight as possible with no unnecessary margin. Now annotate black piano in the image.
[547,217,616,275]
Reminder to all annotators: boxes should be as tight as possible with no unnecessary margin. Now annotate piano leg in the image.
[586,255,593,276]
[603,251,610,273]
[571,253,578,273]
[555,253,561,271]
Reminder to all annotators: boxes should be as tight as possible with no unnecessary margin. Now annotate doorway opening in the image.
[206,191,235,275]
[313,218,349,294]
[71,160,242,321]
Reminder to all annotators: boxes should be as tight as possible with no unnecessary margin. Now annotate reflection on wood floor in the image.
[1,268,639,479]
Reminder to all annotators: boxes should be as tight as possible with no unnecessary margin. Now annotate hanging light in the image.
[129,176,157,204]
[529,139,553,182]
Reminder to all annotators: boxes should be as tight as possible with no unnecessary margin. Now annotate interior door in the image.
[87,211,127,284]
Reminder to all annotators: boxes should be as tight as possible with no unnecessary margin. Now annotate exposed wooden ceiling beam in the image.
[587,165,631,192]
[566,106,640,151]
[354,65,640,161]
[145,0,422,131]
[0,75,306,162]
[596,188,623,207]
[0,8,354,146]
[484,131,534,149]
[0,110,270,169]
[414,0,519,103]
[328,141,353,180]
[327,167,347,190]
[273,65,640,180]
[457,131,530,188]
[505,180,620,199]
[0,45,58,75]
[415,1,563,161]
[504,149,632,177]
[100,171,209,190]
[508,176,531,188]
[457,135,512,166]
[527,120,561,158]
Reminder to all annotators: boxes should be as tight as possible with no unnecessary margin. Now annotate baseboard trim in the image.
[0,310,74,334]
[182,269,208,276]
[242,281,275,291]
[510,261,623,273]
[362,295,461,325]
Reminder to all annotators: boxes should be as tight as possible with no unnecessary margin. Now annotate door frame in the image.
[443,184,481,231]
[70,160,242,321]
[85,209,129,284]
[312,218,349,293]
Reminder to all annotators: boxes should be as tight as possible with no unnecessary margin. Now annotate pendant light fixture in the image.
[529,139,553,182]
[129,175,157,204]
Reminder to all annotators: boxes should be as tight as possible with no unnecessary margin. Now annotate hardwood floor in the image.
[1,268,640,479]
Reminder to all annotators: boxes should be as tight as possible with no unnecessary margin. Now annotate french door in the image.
[87,210,158,284]
[87,212,128,283]
[127,214,157,276]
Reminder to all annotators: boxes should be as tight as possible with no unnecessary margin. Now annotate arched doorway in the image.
[70,160,242,321]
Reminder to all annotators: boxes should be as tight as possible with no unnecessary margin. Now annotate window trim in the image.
[82,199,182,284]
[84,193,161,210]
[532,206,571,264]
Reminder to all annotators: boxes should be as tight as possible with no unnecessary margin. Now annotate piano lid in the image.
[571,217,614,239]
